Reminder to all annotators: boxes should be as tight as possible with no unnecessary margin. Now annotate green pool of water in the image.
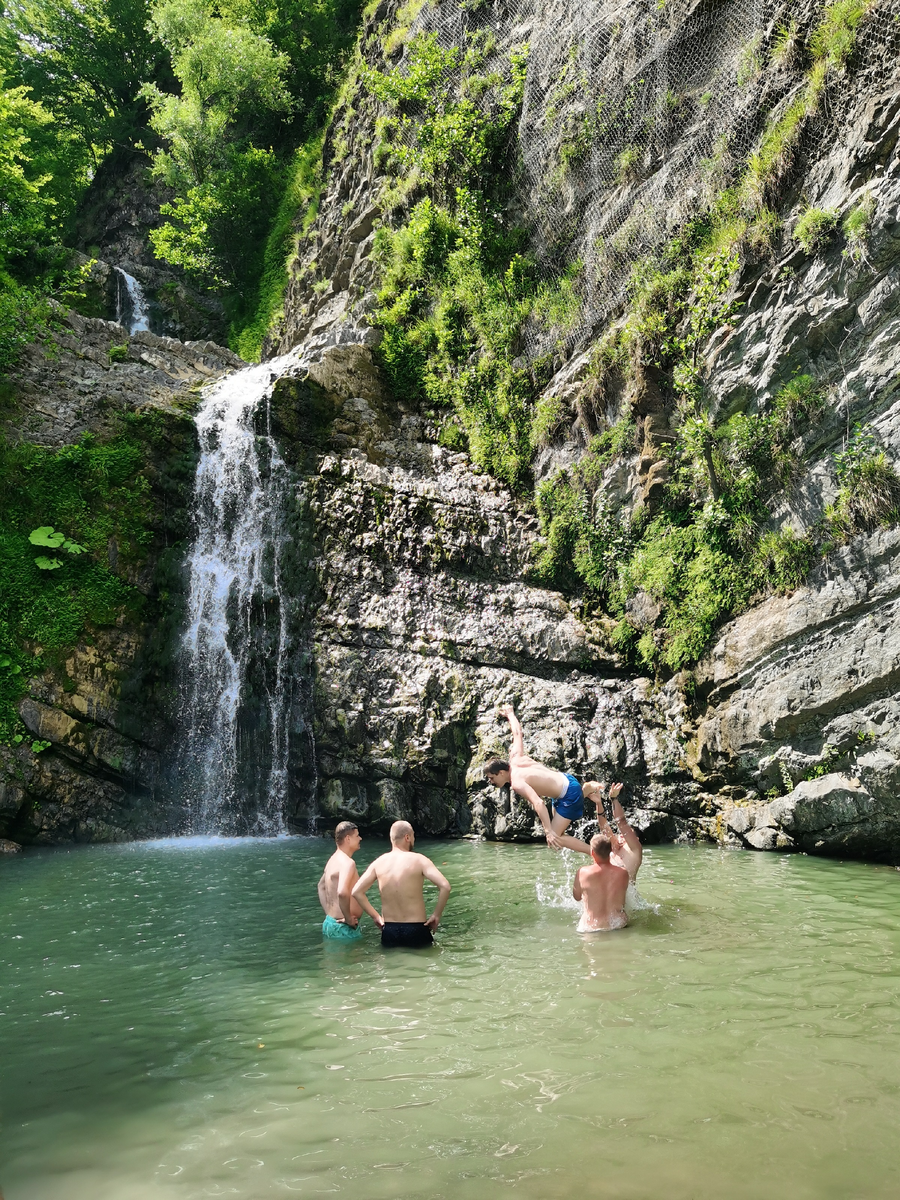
[2,837,900,1199]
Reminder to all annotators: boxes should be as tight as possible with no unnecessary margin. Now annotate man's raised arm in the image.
[421,859,452,930]
[612,796,643,876]
[499,704,526,758]
[351,862,385,928]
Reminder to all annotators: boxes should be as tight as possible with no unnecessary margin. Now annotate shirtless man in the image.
[597,796,643,883]
[351,820,451,948]
[317,820,365,941]
[483,705,609,852]
[573,831,630,932]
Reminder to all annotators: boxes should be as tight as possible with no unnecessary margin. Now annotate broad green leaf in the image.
[35,555,63,570]
[29,526,66,547]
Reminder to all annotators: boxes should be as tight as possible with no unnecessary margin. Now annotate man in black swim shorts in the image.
[352,821,451,948]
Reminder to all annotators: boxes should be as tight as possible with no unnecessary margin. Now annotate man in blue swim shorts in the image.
[318,821,365,940]
[483,705,612,852]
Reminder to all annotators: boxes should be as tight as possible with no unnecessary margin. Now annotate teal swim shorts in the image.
[322,915,363,940]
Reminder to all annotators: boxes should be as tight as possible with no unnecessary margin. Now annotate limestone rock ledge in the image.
[268,337,692,842]
[686,526,900,861]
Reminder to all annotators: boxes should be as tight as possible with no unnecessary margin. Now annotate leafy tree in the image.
[151,145,282,288]
[0,75,55,264]
[3,0,169,155]
[143,0,292,188]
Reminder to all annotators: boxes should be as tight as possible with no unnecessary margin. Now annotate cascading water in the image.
[177,350,304,836]
[114,267,152,334]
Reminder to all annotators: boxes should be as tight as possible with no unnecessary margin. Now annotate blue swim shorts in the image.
[322,915,363,940]
[554,773,584,821]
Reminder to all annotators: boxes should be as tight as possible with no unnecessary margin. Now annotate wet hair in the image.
[334,821,359,845]
[483,759,509,779]
[590,831,613,860]
[390,820,414,844]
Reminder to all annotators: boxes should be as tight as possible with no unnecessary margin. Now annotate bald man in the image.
[573,830,630,932]
[351,821,451,948]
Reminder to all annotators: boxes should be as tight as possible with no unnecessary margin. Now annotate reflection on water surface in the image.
[2,839,900,1199]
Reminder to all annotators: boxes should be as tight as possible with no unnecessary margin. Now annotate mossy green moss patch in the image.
[0,427,168,743]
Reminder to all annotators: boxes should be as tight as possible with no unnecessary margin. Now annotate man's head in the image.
[590,831,613,863]
[390,820,415,849]
[483,759,511,788]
[335,821,361,854]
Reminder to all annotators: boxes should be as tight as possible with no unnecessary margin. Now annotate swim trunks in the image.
[381,921,434,949]
[322,915,363,940]
[554,773,584,821]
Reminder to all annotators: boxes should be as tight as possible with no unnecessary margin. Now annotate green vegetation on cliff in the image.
[0,424,169,744]
[360,0,891,674]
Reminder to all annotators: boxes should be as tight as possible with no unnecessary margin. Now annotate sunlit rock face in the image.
[6,0,900,860]
[266,337,690,840]
[263,0,900,859]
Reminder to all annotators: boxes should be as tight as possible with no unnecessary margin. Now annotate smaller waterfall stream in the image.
[114,267,152,334]
[178,350,303,835]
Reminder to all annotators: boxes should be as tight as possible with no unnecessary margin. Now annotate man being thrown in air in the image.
[351,820,451,948]
[573,830,630,932]
[318,820,365,940]
[483,704,616,852]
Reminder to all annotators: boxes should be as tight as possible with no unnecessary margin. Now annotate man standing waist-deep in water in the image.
[351,820,451,948]
[484,704,610,851]
[573,831,630,931]
[317,821,365,940]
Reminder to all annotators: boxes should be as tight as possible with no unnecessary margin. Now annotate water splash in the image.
[177,350,301,836]
[114,267,152,334]
[535,825,660,916]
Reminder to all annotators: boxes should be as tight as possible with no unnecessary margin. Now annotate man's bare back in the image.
[574,832,630,932]
[318,848,363,921]
[352,821,451,948]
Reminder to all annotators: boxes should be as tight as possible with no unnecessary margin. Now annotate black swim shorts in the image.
[381,921,434,948]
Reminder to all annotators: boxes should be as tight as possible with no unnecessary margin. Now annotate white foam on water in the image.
[136,834,300,851]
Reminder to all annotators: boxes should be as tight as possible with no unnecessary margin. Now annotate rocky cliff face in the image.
[0,312,241,844]
[261,0,900,860]
[6,0,900,862]
[265,335,687,840]
[72,149,227,342]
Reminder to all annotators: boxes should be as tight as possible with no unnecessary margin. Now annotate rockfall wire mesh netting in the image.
[384,0,900,355]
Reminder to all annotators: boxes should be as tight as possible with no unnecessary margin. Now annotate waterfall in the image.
[114,267,152,335]
[177,351,303,836]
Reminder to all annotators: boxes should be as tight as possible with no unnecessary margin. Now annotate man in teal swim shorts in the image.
[483,705,610,852]
[318,821,365,939]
